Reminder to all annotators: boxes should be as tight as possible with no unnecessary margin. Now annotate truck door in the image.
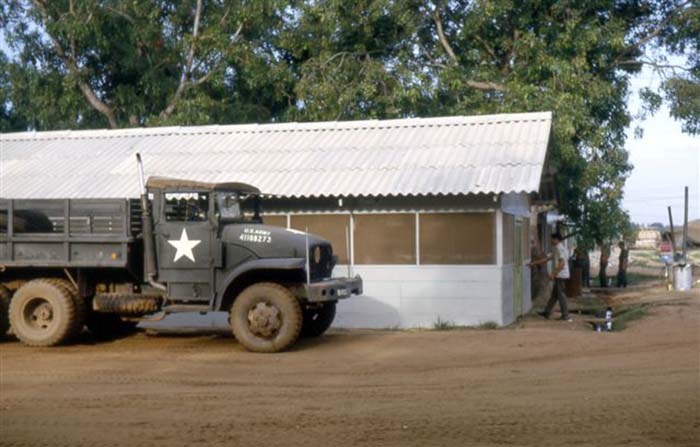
[154,190,214,302]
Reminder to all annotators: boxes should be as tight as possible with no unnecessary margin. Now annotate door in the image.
[513,218,524,318]
[155,191,215,302]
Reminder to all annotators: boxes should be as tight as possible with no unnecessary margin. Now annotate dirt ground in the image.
[1,285,698,447]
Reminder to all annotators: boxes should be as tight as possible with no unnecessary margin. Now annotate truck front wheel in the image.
[230,282,302,353]
[9,279,79,346]
[301,302,336,338]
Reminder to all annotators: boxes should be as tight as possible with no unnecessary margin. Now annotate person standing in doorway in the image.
[599,242,610,288]
[617,241,629,288]
[537,233,572,321]
[574,245,591,289]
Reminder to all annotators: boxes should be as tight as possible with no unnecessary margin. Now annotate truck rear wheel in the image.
[9,279,79,346]
[301,302,336,338]
[0,285,11,339]
[45,278,85,338]
[231,282,302,353]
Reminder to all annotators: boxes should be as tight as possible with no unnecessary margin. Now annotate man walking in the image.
[537,233,572,321]
[617,241,629,288]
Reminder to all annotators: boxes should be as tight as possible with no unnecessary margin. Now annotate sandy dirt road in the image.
[1,288,698,447]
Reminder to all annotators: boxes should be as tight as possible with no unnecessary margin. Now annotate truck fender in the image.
[215,258,306,310]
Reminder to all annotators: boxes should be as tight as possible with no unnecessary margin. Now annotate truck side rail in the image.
[0,198,135,268]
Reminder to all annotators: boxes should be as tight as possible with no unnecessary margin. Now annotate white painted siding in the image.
[522,266,533,314]
[498,265,533,326]
[333,265,505,328]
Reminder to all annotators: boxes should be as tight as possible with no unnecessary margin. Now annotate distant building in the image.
[673,219,700,248]
[634,228,661,249]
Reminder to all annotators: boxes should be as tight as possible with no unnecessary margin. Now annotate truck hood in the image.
[220,224,329,259]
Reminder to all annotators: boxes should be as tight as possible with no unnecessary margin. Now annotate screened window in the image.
[291,214,350,264]
[419,213,496,264]
[503,213,515,264]
[354,214,415,265]
[164,192,209,222]
[262,215,288,228]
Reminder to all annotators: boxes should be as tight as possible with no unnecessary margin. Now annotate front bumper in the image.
[297,276,363,302]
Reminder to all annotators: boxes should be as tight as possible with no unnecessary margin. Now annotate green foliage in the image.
[1,1,697,244]
[433,316,457,331]
[656,1,700,135]
[0,0,294,129]
[663,77,700,134]
[611,305,649,331]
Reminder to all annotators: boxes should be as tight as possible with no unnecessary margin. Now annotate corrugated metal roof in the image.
[0,111,552,199]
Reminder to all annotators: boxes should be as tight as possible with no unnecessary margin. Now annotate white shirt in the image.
[553,242,570,279]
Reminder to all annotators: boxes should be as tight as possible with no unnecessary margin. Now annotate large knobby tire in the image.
[86,312,139,339]
[44,278,85,338]
[301,302,336,338]
[93,293,161,315]
[231,282,302,353]
[0,285,12,339]
[9,279,78,347]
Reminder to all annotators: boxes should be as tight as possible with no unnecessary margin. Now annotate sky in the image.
[624,65,700,226]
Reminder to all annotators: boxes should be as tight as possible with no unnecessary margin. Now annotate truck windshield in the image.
[216,192,242,219]
[216,192,262,222]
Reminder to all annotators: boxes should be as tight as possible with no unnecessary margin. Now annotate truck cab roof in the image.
[146,177,261,194]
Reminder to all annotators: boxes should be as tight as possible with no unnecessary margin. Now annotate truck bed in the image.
[0,198,141,268]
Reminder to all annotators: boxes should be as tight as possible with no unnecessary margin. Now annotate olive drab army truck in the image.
[0,154,362,352]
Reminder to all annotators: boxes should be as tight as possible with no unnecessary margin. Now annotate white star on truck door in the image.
[168,228,201,262]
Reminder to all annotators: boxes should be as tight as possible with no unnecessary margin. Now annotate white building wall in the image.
[522,266,533,314]
[501,266,514,325]
[333,265,507,328]
[499,265,533,326]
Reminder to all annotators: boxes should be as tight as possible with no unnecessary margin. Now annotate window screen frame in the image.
[290,213,352,264]
[417,211,497,266]
[352,212,417,265]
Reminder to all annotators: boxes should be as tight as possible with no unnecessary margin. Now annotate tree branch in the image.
[431,2,506,92]
[160,0,203,120]
[617,59,691,72]
[34,0,118,128]
[474,35,498,62]
[432,4,457,62]
[106,6,135,25]
[613,0,691,65]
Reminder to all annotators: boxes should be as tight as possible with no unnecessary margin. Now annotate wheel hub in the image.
[247,302,282,338]
[26,300,54,330]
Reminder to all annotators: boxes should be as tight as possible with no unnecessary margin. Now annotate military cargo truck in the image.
[0,154,361,352]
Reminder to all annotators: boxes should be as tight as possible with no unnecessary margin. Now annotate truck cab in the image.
[0,159,361,352]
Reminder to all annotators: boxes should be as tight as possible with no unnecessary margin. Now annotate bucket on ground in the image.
[672,264,693,291]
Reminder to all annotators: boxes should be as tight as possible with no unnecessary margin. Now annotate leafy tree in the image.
[0,0,294,129]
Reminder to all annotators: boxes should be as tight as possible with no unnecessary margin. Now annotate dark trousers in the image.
[599,263,608,287]
[544,279,569,318]
[617,269,627,288]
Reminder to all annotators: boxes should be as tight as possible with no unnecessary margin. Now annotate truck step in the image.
[161,304,211,314]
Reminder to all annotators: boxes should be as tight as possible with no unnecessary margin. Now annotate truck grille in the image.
[310,243,334,280]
